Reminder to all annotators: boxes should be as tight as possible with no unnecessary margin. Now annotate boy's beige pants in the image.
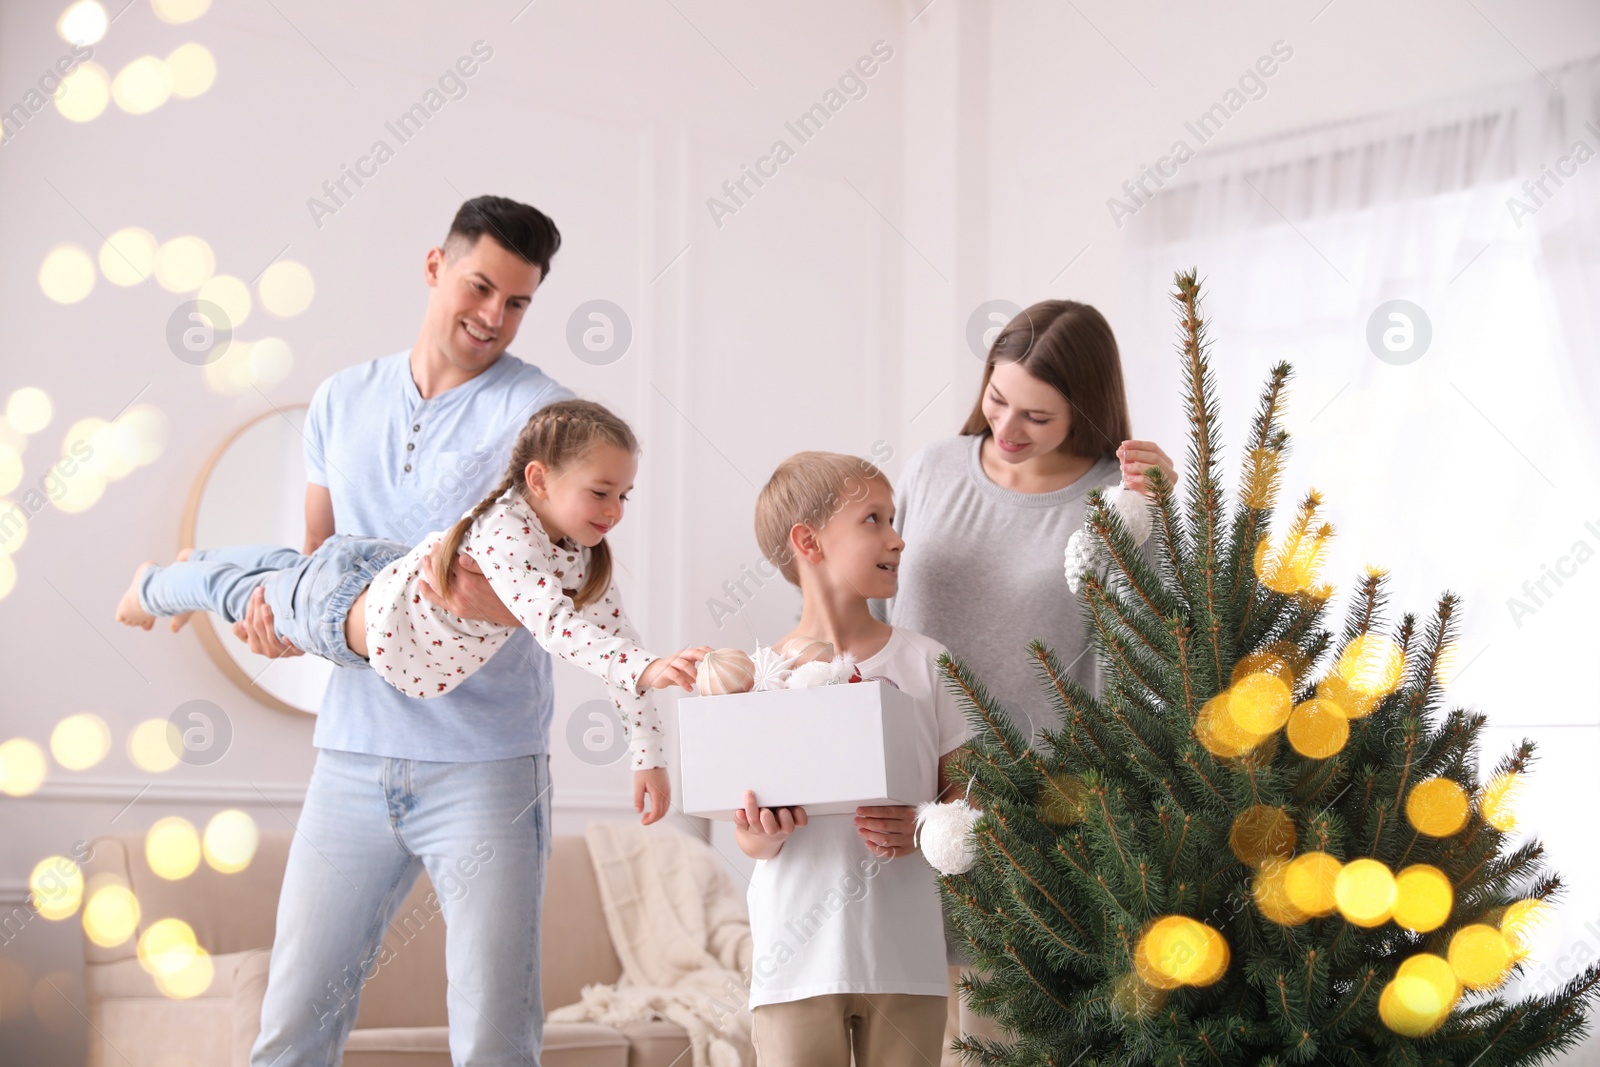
[751,991,947,1067]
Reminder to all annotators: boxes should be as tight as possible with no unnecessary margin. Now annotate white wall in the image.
[3,0,1598,1063]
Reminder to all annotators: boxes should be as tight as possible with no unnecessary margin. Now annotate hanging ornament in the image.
[916,799,980,875]
[694,648,756,695]
[748,643,792,692]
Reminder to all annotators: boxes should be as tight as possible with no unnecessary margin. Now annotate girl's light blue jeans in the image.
[136,535,408,668]
[249,748,553,1066]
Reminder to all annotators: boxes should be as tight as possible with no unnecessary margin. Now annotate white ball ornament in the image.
[695,648,756,695]
[1108,483,1154,545]
[916,799,980,875]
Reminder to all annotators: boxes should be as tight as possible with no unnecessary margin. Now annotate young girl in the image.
[116,399,706,817]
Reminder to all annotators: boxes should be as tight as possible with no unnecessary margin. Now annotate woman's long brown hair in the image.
[431,399,638,612]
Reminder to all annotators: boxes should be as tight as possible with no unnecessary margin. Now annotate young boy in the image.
[735,451,972,1067]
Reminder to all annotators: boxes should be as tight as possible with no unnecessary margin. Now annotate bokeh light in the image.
[1252,859,1309,925]
[248,337,294,388]
[136,917,198,977]
[50,712,111,771]
[1406,777,1470,837]
[1392,864,1453,933]
[155,235,215,293]
[1038,773,1089,825]
[1134,916,1229,988]
[203,810,259,873]
[0,738,48,797]
[197,274,250,326]
[165,42,216,98]
[1196,693,1268,758]
[112,55,172,114]
[1229,805,1295,868]
[28,856,84,921]
[0,499,29,555]
[1231,642,1307,689]
[39,244,96,304]
[1286,698,1348,759]
[0,445,18,496]
[128,719,181,773]
[1333,858,1396,927]
[152,0,211,23]
[1380,966,1453,1037]
[1449,923,1513,990]
[1110,971,1167,1019]
[1333,633,1404,703]
[146,816,202,880]
[1480,772,1522,833]
[100,227,159,286]
[6,388,53,434]
[54,62,110,122]
[1502,898,1554,961]
[57,1,108,45]
[82,881,140,947]
[1227,673,1293,735]
[257,260,315,316]
[155,945,213,999]
[1284,852,1341,918]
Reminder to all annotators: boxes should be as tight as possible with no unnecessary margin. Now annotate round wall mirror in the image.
[179,405,329,717]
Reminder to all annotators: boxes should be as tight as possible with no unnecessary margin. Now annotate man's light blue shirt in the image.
[302,348,576,761]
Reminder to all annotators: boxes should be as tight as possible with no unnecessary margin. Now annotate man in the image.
[245,195,574,1065]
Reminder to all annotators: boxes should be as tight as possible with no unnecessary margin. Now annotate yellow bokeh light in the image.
[1284,852,1341,918]
[248,337,294,389]
[1196,693,1268,758]
[111,56,172,114]
[99,227,159,286]
[54,62,110,122]
[1399,952,1460,1005]
[1480,772,1522,833]
[0,554,16,602]
[1314,673,1379,719]
[258,260,315,317]
[39,244,96,304]
[136,917,198,976]
[1229,805,1296,868]
[48,467,106,514]
[146,817,201,880]
[0,738,48,797]
[1392,865,1453,933]
[1334,858,1396,928]
[1334,633,1404,701]
[1231,642,1307,689]
[0,499,29,555]
[196,274,250,327]
[6,388,53,434]
[82,882,140,947]
[1502,898,1554,961]
[57,1,109,45]
[1253,859,1310,925]
[1134,916,1229,988]
[154,236,215,293]
[1379,974,1450,1038]
[29,857,84,921]
[1406,777,1470,838]
[1241,447,1282,509]
[152,0,211,23]
[128,719,181,773]
[1227,673,1293,735]
[165,42,216,98]
[155,946,213,999]
[1449,924,1513,990]
[50,713,111,771]
[203,810,259,874]
[1110,971,1167,1019]
[1286,698,1349,759]
[1253,528,1327,595]
[0,445,20,497]
[1038,773,1089,825]
[203,341,255,395]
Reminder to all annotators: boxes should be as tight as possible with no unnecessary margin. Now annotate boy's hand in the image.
[639,647,712,691]
[1118,440,1176,498]
[856,804,917,859]
[417,547,519,627]
[633,767,671,826]
[733,790,807,859]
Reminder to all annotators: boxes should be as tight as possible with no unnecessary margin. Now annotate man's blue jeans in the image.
[249,748,552,1066]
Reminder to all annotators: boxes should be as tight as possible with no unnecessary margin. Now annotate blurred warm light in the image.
[155,945,213,999]
[0,554,16,602]
[1228,805,1295,868]
[0,499,29,555]
[1314,673,1378,719]
[82,882,140,947]
[1230,642,1306,689]
[6,388,53,434]
[1407,777,1470,837]
[0,738,48,797]
[1333,858,1396,927]
[128,719,181,773]
[203,341,254,395]
[197,274,250,326]
[0,418,27,454]
[137,917,198,977]
[1241,446,1281,509]
[1392,864,1453,933]
[258,260,315,316]
[50,712,111,771]
[1283,852,1340,918]
[249,337,294,388]
[0,444,20,496]
[1252,859,1309,925]
[57,1,108,45]
[165,42,216,98]
[39,244,96,304]
[203,810,259,873]
[1134,916,1228,988]
[28,856,84,921]
[1334,633,1404,702]
[1227,672,1292,735]
[1253,526,1327,595]
[102,404,168,470]
[1286,698,1348,759]
[48,466,106,513]
[100,227,159,286]
[1110,972,1166,1019]
[1480,772,1522,832]
[154,235,215,292]
[1449,923,1513,990]
[1038,772,1089,824]
[146,816,202,880]
[152,0,211,23]
[1502,898,1554,960]
[1195,692,1267,758]
[111,56,173,114]
[1380,969,1451,1037]
[54,62,110,122]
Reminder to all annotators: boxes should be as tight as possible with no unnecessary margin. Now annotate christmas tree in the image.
[933,271,1600,1066]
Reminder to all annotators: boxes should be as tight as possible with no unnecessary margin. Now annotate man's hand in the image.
[856,804,917,859]
[639,647,713,691]
[733,790,807,859]
[416,545,519,627]
[231,586,304,658]
[634,767,671,826]
[1118,440,1177,497]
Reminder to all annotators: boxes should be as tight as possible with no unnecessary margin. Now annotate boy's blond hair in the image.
[755,451,891,586]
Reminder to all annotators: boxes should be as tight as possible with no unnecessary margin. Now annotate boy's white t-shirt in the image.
[744,626,974,1009]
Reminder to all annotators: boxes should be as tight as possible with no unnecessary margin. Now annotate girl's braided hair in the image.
[432,399,637,611]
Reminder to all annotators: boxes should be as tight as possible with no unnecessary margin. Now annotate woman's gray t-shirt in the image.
[871,433,1124,745]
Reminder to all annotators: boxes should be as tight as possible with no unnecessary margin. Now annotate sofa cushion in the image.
[343,1022,633,1067]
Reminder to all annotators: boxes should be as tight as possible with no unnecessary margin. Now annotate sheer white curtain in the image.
[1118,55,1600,1037]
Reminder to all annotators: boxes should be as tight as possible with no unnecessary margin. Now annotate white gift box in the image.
[677,680,937,820]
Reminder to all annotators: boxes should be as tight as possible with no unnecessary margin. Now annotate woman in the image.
[871,299,1176,1060]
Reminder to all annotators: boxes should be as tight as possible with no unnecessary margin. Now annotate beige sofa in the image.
[81,829,693,1066]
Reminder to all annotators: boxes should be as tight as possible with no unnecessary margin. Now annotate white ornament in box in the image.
[677,680,937,820]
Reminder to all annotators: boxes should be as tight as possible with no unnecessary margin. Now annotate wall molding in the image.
[6,777,635,812]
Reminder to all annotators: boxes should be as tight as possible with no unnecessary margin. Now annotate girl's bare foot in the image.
[116,563,158,630]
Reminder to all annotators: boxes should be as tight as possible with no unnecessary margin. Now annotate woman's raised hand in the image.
[639,646,712,691]
[1118,440,1177,497]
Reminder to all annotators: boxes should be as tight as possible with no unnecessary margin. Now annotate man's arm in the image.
[304,483,335,555]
